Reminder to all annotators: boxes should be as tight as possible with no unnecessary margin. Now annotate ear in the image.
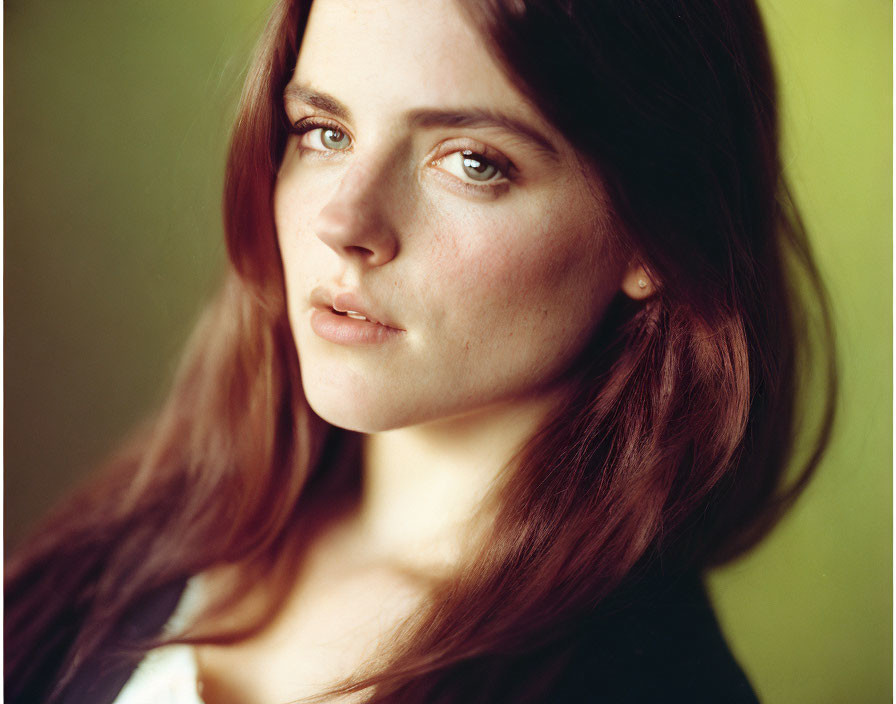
[620,262,657,301]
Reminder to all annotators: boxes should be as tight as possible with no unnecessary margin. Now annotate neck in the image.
[354,393,561,573]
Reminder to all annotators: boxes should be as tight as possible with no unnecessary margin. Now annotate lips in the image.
[310,288,402,328]
[308,286,404,345]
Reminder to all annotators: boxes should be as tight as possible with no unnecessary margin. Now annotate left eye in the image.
[299,126,352,151]
[437,150,505,184]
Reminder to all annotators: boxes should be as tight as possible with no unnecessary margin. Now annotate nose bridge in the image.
[314,153,399,266]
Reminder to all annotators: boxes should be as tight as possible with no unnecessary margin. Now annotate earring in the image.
[637,278,648,290]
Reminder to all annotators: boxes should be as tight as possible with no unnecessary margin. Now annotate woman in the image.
[5,0,836,702]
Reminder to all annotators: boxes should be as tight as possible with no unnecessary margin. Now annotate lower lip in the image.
[310,309,404,345]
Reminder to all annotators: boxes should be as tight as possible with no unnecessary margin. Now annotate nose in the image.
[312,161,399,267]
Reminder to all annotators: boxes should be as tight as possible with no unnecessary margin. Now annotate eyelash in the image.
[288,117,516,197]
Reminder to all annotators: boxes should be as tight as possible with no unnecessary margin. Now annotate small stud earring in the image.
[637,279,648,290]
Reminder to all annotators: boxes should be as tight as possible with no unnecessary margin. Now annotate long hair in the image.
[6,0,836,702]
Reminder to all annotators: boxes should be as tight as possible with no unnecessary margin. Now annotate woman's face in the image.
[276,0,636,433]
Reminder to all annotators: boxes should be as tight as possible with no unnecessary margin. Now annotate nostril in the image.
[345,244,376,258]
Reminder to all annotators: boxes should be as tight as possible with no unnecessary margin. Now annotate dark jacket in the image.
[24,571,758,704]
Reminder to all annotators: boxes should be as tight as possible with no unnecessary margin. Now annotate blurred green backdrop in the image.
[4,1,891,701]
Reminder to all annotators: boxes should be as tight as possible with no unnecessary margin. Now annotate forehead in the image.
[295,0,533,120]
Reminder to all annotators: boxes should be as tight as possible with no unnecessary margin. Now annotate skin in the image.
[275,0,650,436]
[195,0,654,700]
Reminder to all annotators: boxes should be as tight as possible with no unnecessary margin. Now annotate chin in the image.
[301,379,415,434]
[300,372,486,434]
[308,401,394,434]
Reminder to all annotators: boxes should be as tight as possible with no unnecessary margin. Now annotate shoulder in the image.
[552,572,759,703]
[50,578,190,704]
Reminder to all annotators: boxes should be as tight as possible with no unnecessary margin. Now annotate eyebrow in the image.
[282,83,559,159]
[283,84,352,122]
[407,108,558,159]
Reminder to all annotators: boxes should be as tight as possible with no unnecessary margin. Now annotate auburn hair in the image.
[6,0,836,702]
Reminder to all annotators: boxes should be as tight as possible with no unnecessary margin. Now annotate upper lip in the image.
[310,286,404,330]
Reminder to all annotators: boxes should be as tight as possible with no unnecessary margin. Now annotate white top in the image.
[111,644,203,704]
[111,577,205,704]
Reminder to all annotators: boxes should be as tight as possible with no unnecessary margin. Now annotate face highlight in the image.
[275,0,633,433]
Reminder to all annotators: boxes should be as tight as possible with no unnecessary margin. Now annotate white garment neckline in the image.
[110,576,206,704]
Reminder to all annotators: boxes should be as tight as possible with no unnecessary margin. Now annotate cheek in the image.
[429,204,613,330]
[420,199,621,387]
[273,177,303,273]
[273,175,334,296]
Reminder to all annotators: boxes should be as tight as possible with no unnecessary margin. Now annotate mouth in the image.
[332,308,388,326]
[310,287,403,329]
[309,286,405,345]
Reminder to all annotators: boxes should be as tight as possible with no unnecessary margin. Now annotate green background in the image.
[5,1,891,701]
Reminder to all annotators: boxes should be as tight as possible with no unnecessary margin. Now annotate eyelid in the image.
[431,139,513,174]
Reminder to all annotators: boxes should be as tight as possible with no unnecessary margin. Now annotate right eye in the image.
[293,121,353,152]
